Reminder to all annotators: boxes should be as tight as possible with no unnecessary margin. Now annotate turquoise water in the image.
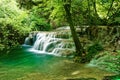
[0,45,117,80]
[0,45,67,80]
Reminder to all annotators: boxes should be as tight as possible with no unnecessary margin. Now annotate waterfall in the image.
[25,30,75,56]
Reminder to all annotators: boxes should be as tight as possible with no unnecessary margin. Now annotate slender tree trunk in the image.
[87,0,91,25]
[87,0,92,39]
[63,0,83,56]
[107,1,120,20]
[106,0,114,18]
[92,0,98,17]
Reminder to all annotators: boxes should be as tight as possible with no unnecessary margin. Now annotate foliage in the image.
[27,6,52,31]
[17,0,120,26]
[87,42,104,54]
[0,0,31,52]
[49,0,67,27]
[96,0,120,25]
[0,0,119,56]
[86,42,104,61]
[91,51,120,74]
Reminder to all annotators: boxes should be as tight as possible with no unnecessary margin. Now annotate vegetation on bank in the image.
[0,0,29,52]
[0,0,120,74]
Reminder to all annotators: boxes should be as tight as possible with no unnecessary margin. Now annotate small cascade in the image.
[25,30,75,56]
[52,40,75,56]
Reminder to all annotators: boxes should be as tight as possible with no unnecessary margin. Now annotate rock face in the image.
[24,30,75,56]
[24,32,37,45]
[24,37,33,45]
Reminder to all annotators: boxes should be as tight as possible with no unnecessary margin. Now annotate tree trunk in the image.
[92,0,98,17]
[87,0,91,25]
[106,0,114,18]
[63,0,83,56]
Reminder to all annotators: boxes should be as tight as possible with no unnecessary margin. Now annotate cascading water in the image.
[25,30,75,56]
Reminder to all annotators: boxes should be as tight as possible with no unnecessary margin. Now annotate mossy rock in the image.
[102,75,120,80]
[66,77,97,80]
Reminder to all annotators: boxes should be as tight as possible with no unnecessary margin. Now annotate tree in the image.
[62,0,84,57]
[96,0,120,25]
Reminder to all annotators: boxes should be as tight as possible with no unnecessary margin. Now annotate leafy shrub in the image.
[90,51,120,74]
[86,42,104,61]
[0,0,31,53]
[87,42,104,54]
[28,6,52,31]
[31,18,51,31]
[0,19,29,52]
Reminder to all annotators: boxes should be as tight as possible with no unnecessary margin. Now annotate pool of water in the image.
[0,45,116,80]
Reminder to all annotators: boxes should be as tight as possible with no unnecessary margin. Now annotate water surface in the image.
[0,46,115,80]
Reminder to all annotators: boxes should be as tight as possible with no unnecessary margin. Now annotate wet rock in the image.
[102,75,120,80]
[24,37,33,45]
[66,77,97,80]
